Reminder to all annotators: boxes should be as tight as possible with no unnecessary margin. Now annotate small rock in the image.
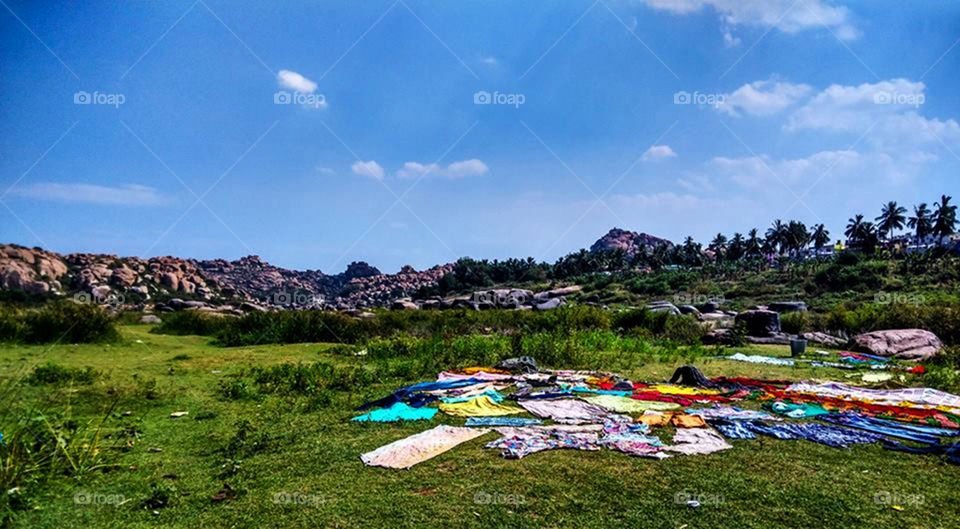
[169,411,189,418]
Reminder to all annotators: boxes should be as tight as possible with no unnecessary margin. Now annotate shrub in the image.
[27,362,98,386]
[152,310,228,336]
[781,312,812,334]
[0,302,119,344]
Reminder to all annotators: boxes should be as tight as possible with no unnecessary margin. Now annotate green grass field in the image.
[2,323,957,529]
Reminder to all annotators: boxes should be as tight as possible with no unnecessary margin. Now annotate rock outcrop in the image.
[589,228,673,257]
[735,310,781,337]
[852,329,943,361]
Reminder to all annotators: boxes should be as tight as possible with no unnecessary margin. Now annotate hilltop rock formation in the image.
[590,228,673,257]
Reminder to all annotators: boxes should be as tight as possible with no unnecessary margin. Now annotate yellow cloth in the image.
[582,394,680,414]
[438,395,524,417]
[460,366,511,375]
[647,384,722,396]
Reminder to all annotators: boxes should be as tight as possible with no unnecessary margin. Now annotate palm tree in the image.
[765,220,787,254]
[811,224,830,249]
[746,228,762,257]
[785,221,810,254]
[908,203,934,241]
[708,233,728,260]
[845,215,865,245]
[933,194,958,240]
[857,221,880,253]
[728,233,745,261]
[876,201,907,239]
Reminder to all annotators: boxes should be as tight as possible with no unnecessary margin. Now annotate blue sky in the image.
[1,0,958,272]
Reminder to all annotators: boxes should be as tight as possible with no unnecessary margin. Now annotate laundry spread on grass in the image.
[354,361,960,469]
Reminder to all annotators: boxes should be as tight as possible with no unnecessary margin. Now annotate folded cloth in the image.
[583,394,680,414]
[518,398,612,424]
[465,417,543,427]
[351,402,438,423]
[663,428,732,456]
[439,395,525,417]
[360,425,490,469]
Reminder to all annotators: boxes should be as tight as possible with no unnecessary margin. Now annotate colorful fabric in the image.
[737,420,885,448]
[708,418,756,440]
[768,401,830,418]
[687,406,779,421]
[518,399,612,424]
[785,382,960,411]
[439,389,505,404]
[583,394,680,413]
[465,417,543,427]
[599,419,668,458]
[360,425,490,469]
[351,402,438,423]
[819,414,946,444]
[635,411,707,428]
[356,378,484,411]
[663,428,732,456]
[485,428,601,459]
[439,395,524,417]
[726,353,795,366]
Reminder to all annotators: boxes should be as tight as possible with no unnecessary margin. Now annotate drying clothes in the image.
[583,394,680,414]
[351,402,438,423]
[518,399,612,424]
[485,428,601,459]
[762,389,960,428]
[439,395,525,417]
[460,366,511,375]
[862,373,894,383]
[360,425,490,469]
[768,401,829,418]
[726,353,795,366]
[569,386,632,397]
[785,382,960,411]
[810,361,857,370]
[735,420,885,448]
[356,378,484,411]
[663,428,732,456]
[819,414,944,444]
[465,417,543,427]
[882,440,960,465]
[631,392,696,407]
[647,384,724,396]
[599,419,668,458]
[509,387,574,401]
[844,414,959,437]
[437,371,515,382]
[710,377,792,392]
[634,411,707,428]
[687,406,779,421]
[439,389,505,404]
[708,418,757,440]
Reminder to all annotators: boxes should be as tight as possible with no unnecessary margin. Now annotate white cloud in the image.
[351,160,385,180]
[480,56,498,66]
[396,159,489,179]
[12,183,171,206]
[638,0,859,40]
[785,79,960,152]
[641,144,677,161]
[718,80,811,117]
[277,69,318,93]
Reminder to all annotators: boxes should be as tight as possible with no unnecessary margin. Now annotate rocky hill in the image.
[589,228,673,256]
[0,243,451,311]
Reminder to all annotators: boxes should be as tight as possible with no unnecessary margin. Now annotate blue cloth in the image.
[708,419,756,440]
[711,419,884,448]
[465,417,543,427]
[820,414,943,444]
[356,378,484,411]
[351,402,438,422]
[846,414,960,437]
[441,390,504,404]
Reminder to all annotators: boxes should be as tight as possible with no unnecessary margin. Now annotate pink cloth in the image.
[437,371,515,382]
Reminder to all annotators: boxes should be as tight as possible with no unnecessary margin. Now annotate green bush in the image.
[152,310,228,336]
[27,362,98,386]
[0,302,119,344]
[781,312,812,334]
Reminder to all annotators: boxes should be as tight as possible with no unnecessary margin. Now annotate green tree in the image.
[908,203,934,240]
[933,194,958,239]
[876,201,907,239]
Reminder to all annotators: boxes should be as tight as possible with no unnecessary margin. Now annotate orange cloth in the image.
[460,366,511,375]
[636,412,706,428]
